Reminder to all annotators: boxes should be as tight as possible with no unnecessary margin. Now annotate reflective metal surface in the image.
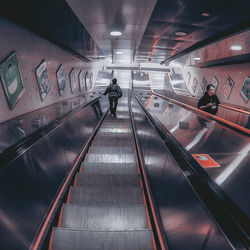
[141,93,250,219]
[0,98,108,249]
[51,91,154,249]
[131,95,232,249]
[0,94,97,153]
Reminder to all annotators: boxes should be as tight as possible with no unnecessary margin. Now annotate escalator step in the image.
[88,146,134,155]
[75,173,141,186]
[61,204,149,230]
[80,162,138,174]
[69,186,144,205]
[51,228,154,250]
[84,152,136,163]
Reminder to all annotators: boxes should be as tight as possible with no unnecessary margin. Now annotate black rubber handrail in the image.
[31,107,110,250]
[151,91,249,135]
[129,90,168,250]
[0,96,102,173]
[133,92,250,249]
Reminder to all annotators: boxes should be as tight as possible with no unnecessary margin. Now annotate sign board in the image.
[192,77,198,94]
[222,76,234,99]
[201,76,207,94]
[56,64,66,96]
[69,68,77,93]
[0,52,24,109]
[79,70,85,91]
[85,71,89,90]
[240,76,249,103]
[211,76,219,91]
[35,60,51,101]
[192,154,220,168]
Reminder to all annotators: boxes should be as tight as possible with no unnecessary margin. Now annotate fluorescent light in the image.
[230,45,242,51]
[174,31,187,36]
[110,31,122,36]
[193,57,201,60]
[115,51,123,55]
[201,12,210,17]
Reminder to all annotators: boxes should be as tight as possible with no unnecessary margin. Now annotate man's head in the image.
[112,78,117,84]
[207,84,215,96]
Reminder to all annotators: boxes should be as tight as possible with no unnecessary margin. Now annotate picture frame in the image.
[0,52,25,109]
[56,64,66,96]
[222,76,234,99]
[240,76,249,103]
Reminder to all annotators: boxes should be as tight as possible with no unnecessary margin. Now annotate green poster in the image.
[0,52,24,109]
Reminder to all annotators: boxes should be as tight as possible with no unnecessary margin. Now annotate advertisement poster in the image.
[69,68,77,93]
[79,70,85,91]
[192,77,198,94]
[56,64,66,96]
[187,72,191,85]
[211,76,219,91]
[201,76,207,94]
[35,60,51,101]
[240,76,249,103]
[89,73,93,90]
[0,52,24,109]
[85,71,89,90]
[222,76,234,99]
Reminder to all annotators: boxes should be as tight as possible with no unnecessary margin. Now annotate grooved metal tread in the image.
[52,228,154,250]
[88,146,134,154]
[61,204,149,230]
[84,152,136,163]
[69,186,144,205]
[75,173,141,186]
[80,162,138,174]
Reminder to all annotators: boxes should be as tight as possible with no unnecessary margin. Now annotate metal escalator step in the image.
[52,228,154,250]
[61,204,149,230]
[84,152,136,163]
[75,173,141,186]
[80,162,138,174]
[69,186,144,205]
[88,146,134,155]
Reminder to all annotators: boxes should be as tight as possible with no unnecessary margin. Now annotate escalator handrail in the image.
[129,90,168,250]
[132,92,250,249]
[30,107,109,250]
[0,96,102,173]
[151,91,249,135]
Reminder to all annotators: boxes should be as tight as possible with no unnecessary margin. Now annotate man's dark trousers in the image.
[109,96,118,115]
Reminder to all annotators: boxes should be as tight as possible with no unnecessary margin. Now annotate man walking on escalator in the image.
[103,78,123,116]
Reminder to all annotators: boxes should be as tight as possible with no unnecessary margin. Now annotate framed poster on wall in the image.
[85,71,89,91]
[89,72,93,90]
[69,68,77,93]
[192,77,198,94]
[201,76,207,94]
[187,72,191,85]
[211,76,219,91]
[0,52,25,109]
[56,64,66,96]
[240,76,249,103]
[35,60,51,101]
[79,70,84,91]
[222,76,234,99]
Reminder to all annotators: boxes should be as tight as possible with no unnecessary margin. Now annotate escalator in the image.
[50,97,155,249]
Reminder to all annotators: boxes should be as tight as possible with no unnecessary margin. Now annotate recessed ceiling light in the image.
[193,57,201,60]
[115,51,123,55]
[174,31,187,36]
[110,31,122,36]
[230,45,242,51]
[201,12,210,17]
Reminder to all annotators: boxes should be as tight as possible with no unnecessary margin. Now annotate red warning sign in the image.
[192,154,220,168]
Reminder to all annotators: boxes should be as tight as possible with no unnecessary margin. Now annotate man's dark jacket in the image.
[197,92,220,115]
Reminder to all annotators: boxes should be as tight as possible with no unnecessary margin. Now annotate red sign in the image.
[192,154,220,168]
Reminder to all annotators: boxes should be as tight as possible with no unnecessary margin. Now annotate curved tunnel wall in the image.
[0,17,101,124]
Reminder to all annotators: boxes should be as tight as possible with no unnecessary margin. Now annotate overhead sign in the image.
[0,52,24,109]
[192,154,220,168]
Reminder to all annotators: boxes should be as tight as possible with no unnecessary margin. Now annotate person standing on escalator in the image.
[198,84,220,115]
[103,78,123,116]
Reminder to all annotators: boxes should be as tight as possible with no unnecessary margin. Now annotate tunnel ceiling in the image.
[0,0,249,64]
